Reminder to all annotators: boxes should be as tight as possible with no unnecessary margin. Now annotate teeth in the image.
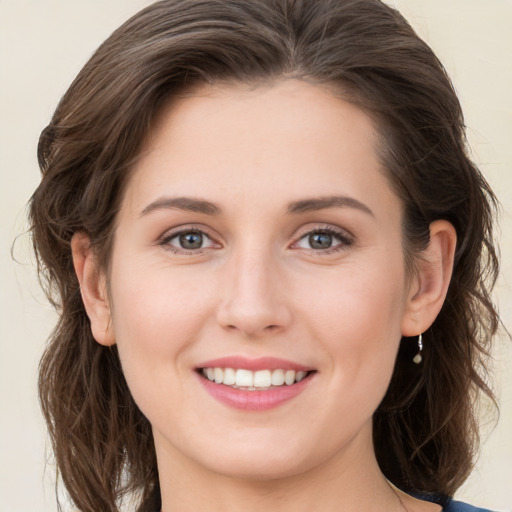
[285,370,295,385]
[201,367,310,388]
[271,369,285,386]
[296,371,307,382]
[223,367,236,385]
[214,367,223,384]
[235,369,253,387]
[253,370,271,388]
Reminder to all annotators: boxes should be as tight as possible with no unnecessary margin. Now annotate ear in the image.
[71,233,116,346]
[401,220,457,337]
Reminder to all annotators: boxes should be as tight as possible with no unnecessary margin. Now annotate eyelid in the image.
[158,224,222,253]
[290,223,354,252]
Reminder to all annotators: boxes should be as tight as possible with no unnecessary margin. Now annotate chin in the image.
[206,454,312,482]
[189,432,330,482]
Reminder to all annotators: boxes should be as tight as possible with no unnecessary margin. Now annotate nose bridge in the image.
[217,240,290,336]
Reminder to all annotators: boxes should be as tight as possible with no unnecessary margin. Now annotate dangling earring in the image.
[413,333,423,364]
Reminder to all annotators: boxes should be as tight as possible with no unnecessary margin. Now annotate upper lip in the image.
[196,356,314,372]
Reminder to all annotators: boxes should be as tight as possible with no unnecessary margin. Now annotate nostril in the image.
[225,324,278,331]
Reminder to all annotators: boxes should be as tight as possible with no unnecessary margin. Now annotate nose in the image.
[216,248,292,338]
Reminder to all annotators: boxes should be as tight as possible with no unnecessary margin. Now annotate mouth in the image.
[195,358,316,411]
[198,367,314,390]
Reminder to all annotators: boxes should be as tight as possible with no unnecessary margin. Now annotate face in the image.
[103,80,415,480]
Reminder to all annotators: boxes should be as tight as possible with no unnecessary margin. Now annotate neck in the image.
[155,424,405,512]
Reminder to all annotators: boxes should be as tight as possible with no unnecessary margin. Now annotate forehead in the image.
[147,79,379,154]
[123,79,398,220]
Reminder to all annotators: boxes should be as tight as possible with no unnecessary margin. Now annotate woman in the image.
[29,1,500,511]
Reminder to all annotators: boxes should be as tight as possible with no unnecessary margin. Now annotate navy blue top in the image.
[419,494,496,512]
[444,499,495,511]
[149,497,495,511]
[146,492,496,511]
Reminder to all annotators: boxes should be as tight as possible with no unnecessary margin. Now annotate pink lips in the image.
[197,356,313,372]
[196,356,315,411]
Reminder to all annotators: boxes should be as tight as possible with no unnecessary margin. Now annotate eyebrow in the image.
[139,196,222,217]
[287,195,374,216]
[139,194,374,218]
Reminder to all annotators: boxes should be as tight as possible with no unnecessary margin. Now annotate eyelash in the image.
[158,225,353,255]
[159,227,218,255]
[293,226,354,254]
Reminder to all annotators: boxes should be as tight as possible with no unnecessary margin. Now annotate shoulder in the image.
[443,498,497,512]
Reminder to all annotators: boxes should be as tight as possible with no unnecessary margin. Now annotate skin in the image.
[73,80,455,512]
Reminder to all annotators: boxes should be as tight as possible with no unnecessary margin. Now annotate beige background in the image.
[1,1,510,511]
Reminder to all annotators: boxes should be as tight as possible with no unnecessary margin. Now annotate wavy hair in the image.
[29,1,499,510]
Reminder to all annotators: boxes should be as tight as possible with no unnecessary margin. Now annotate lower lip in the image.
[197,373,314,411]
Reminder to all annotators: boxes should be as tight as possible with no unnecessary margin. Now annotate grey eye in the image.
[295,228,351,252]
[178,232,204,249]
[163,229,217,253]
[308,232,333,249]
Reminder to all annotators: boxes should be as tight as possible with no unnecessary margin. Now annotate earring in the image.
[413,333,423,364]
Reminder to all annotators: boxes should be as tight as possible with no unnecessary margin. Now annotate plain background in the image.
[1,1,510,511]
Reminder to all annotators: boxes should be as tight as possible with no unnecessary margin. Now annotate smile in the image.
[200,367,310,390]
[196,358,316,411]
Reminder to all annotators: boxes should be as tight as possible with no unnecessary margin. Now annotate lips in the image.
[196,357,316,410]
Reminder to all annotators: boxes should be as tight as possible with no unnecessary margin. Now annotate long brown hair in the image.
[30,1,499,510]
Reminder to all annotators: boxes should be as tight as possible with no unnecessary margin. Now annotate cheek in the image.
[298,259,405,337]
[111,257,214,339]
[296,260,406,390]
[107,260,217,404]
